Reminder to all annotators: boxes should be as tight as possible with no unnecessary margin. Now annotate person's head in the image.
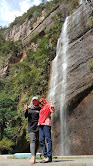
[29,96,39,109]
[31,97,39,106]
[39,98,47,106]
[32,99,39,106]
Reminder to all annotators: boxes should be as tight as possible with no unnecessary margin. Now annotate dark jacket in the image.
[25,107,40,133]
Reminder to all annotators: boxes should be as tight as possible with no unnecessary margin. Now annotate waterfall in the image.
[80,0,83,5]
[59,17,69,155]
[48,17,69,155]
[79,0,88,5]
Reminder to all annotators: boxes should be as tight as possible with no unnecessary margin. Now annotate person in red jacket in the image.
[38,98,55,163]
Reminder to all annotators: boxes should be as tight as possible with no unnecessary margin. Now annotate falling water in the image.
[59,17,69,155]
[80,0,83,5]
[48,17,69,155]
[79,0,88,5]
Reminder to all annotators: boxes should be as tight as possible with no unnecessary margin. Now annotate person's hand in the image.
[49,98,55,113]
[49,98,53,107]
[24,103,28,110]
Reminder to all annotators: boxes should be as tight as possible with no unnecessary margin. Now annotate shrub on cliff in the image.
[0,138,14,154]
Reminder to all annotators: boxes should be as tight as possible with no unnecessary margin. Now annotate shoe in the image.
[40,158,47,163]
[42,157,52,163]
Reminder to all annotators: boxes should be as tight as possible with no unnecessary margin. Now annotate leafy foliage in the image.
[0,138,14,154]
[0,93,27,154]
[89,61,93,73]
[0,33,22,68]
[86,16,93,29]
[0,95,16,153]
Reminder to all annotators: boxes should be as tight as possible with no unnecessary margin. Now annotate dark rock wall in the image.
[50,3,93,155]
[66,29,93,109]
[68,90,93,155]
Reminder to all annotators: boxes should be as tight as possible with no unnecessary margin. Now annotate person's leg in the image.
[35,131,39,154]
[29,132,36,156]
[39,125,47,158]
[29,132,36,164]
[44,125,52,160]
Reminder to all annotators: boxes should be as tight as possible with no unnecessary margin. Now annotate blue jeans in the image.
[39,125,52,159]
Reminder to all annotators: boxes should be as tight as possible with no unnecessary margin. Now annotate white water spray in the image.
[80,0,83,5]
[59,17,69,155]
[48,17,69,155]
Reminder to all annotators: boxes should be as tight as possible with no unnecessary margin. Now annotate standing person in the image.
[38,98,55,163]
[24,96,41,165]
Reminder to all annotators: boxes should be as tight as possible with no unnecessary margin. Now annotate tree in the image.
[0,95,17,139]
[0,95,17,153]
[0,138,13,154]
[42,0,47,4]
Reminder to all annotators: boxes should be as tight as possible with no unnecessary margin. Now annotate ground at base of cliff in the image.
[0,157,93,166]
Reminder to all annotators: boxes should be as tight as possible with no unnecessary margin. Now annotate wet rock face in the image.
[66,29,93,109]
[68,90,93,155]
[50,3,93,155]
[67,21,93,154]
[66,3,93,109]
[67,3,93,44]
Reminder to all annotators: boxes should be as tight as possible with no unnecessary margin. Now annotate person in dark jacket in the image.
[24,96,40,165]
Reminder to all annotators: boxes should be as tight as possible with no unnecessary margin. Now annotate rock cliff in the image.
[1,3,69,77]
[66,3,93,155]
[0,51,26,77]
[5,4,68,46]
[48,2,93,155]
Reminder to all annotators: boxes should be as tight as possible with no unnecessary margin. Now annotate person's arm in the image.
[49,99,55,113]
[24,103,29,118]
[50,106,55,113]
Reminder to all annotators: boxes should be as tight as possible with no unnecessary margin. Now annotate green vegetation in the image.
[0,11,63,153]
[86,16,93,29]
[89,61,93,73]
[0,32,22,68]
[0,138,14,154]
[0,0,79,154]
[0,94,17,153]
[67,0,79,13]
[89,62,93,66]
[0,93,28,154]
